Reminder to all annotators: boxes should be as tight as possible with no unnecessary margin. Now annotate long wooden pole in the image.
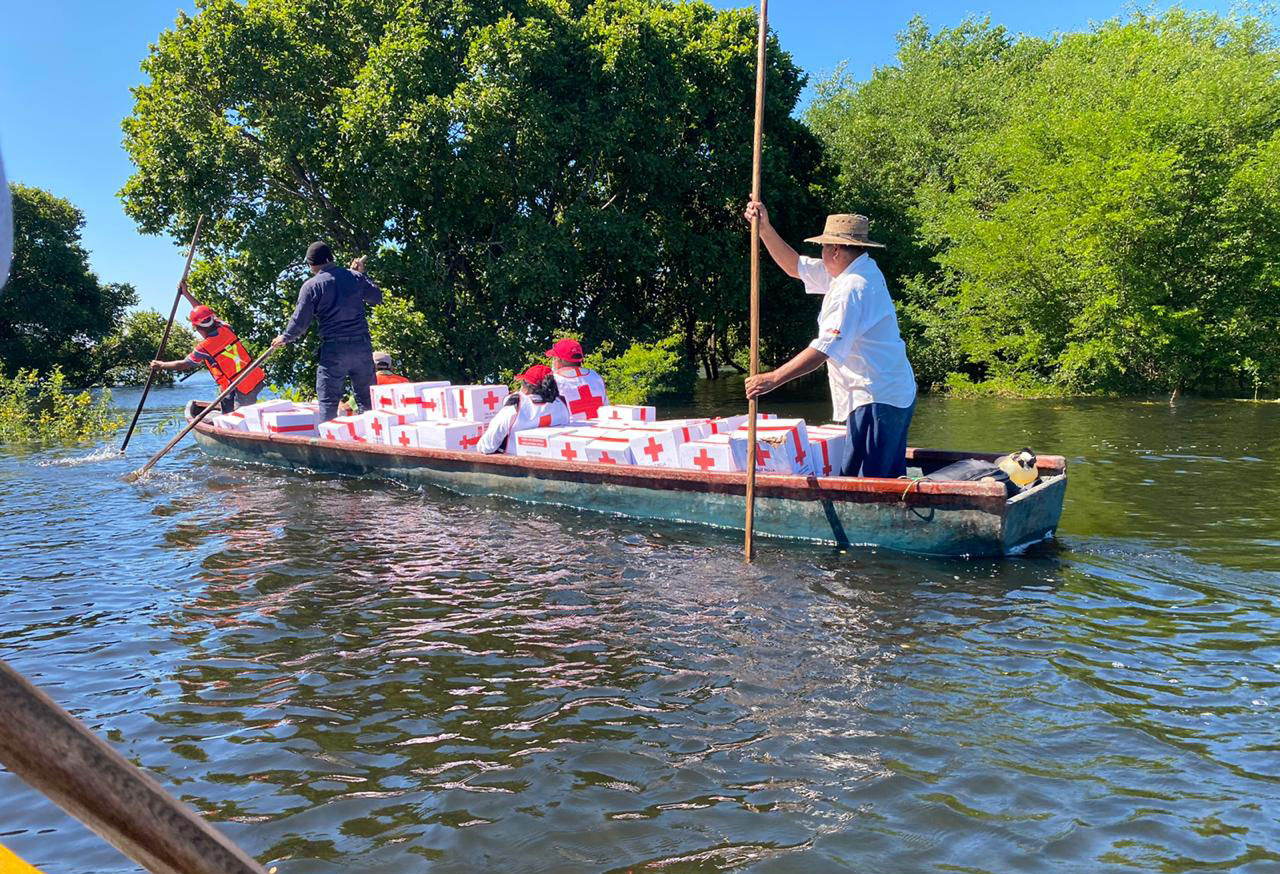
[744,0,768,562]
[120,215,204,453]
[125,344,276,482]
[0,659,267,874]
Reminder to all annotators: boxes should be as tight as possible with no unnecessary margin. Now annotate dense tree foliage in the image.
[94,309,198,387]
[1,184,137,386]
[809,10,1280,397]
[122,0,829,388]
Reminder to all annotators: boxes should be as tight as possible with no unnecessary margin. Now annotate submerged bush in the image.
[0,367,123,443]
[584,336,694,406]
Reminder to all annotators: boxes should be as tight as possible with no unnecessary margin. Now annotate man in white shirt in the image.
[743,202,916,477]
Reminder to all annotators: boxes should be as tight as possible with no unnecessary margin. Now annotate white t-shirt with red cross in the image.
[553,366,610,422]
[479,393,571,454]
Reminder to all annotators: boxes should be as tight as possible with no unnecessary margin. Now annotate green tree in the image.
[808,11,1280,398]
[121,0,829,390]
[0,184,137,386]
[94,309,199,386]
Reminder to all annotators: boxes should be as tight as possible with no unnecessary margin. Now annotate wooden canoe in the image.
[185,403,1067,557]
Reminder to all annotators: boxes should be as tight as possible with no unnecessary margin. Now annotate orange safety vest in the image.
[376,372,411,385]
[191,325,266,394]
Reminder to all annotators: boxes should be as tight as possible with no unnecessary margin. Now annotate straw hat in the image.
[804,214,885,248]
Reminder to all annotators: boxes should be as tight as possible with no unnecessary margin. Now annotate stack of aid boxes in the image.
[360,409,416,445]
[260,406,320,438]
[209,399,298,433]
[807,423,848,478]
[392,383,509,452]
[602,419,710,469]
[452,385,509,423]
[731,418,810,474]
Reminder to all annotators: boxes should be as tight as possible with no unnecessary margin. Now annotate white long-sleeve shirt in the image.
[479,393,571,454]
[799,254,916,420]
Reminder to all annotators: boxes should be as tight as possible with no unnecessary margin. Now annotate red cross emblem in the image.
[483,390,500,411]
[324,431,337,440]
[561,445,578,462]
[755,444,772,468]
[460,433,480,450]
[693,448,716,471]
[456,390,468,417]
[379,395,394,407]
[598,452,617,464]
[818,443,832,475]
[370,419,384,437]
[568,384,604,419]
[643,437,664,463]
[423,397,437,411]
[398,431,412,447]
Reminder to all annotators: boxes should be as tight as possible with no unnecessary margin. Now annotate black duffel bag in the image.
[924,458,1018,497]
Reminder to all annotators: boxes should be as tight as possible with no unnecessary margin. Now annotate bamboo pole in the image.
[120,215,204,453]
[0,659,267,874]
[125,344,276,482]
[744,0,768,562]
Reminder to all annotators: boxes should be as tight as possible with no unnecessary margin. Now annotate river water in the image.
[2,380,1278,873]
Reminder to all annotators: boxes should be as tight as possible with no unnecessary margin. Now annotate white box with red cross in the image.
[677,434,747,473]
[544,426,611,464]
[593,404,656,425]
[808,429,848,478]
[607,423,700,469]
[210,411,249,432]
[388,419,486,452]
[416,385,455,421]
[369,380,448,414]
[317,415,369,443]
[260,408,319,438]
[511,426,579,459]
[730,418,811,474]
[584,430,637,465]
[452,385,509,423]
[360,410,416,445]
[237,399,299,432]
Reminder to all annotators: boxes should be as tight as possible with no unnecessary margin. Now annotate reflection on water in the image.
[1,383,1278,873]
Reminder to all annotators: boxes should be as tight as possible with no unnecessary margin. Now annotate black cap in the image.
[305,241,334,266]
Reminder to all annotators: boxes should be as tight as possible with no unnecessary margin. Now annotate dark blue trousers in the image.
[842,400,915,478]
[317,336,374,421]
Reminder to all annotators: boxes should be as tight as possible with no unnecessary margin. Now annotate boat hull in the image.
[190,417,1067,558]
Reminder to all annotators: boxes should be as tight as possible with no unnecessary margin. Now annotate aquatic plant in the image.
[0,368,123,444]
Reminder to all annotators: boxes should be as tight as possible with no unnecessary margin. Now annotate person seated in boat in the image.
[546,337,609,421]
[151,292,266,413]
[479,364,570,454]
[372,350,410,385]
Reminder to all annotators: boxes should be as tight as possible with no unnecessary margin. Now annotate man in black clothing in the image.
[272,241,383,421]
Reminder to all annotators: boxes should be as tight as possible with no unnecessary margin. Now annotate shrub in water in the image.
[0,368,123,444]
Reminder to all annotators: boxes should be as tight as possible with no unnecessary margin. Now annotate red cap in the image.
[545,338,583,363]
[189,305,217,327]
[514,364,552,385]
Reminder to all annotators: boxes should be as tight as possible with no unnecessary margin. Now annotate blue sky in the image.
[0,1,1254,314]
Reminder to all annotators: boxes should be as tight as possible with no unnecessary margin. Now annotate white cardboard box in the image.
[546,426,612,464]
[318,415,369,443]
[417,385,455,420]
[707,414,747,435]
[731,418,811,474]
[511,425,580,459]
[604,425,686,468]
[210,411,249,432]
[677,434,746,472]
[809,431,847,477]
[360,410,415,444]
[389,419,486,451]
[261,408,319,437]
[238,399,298,432]
[452,385,509,422]
[584,430,637,465]
[594,404,656,424]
